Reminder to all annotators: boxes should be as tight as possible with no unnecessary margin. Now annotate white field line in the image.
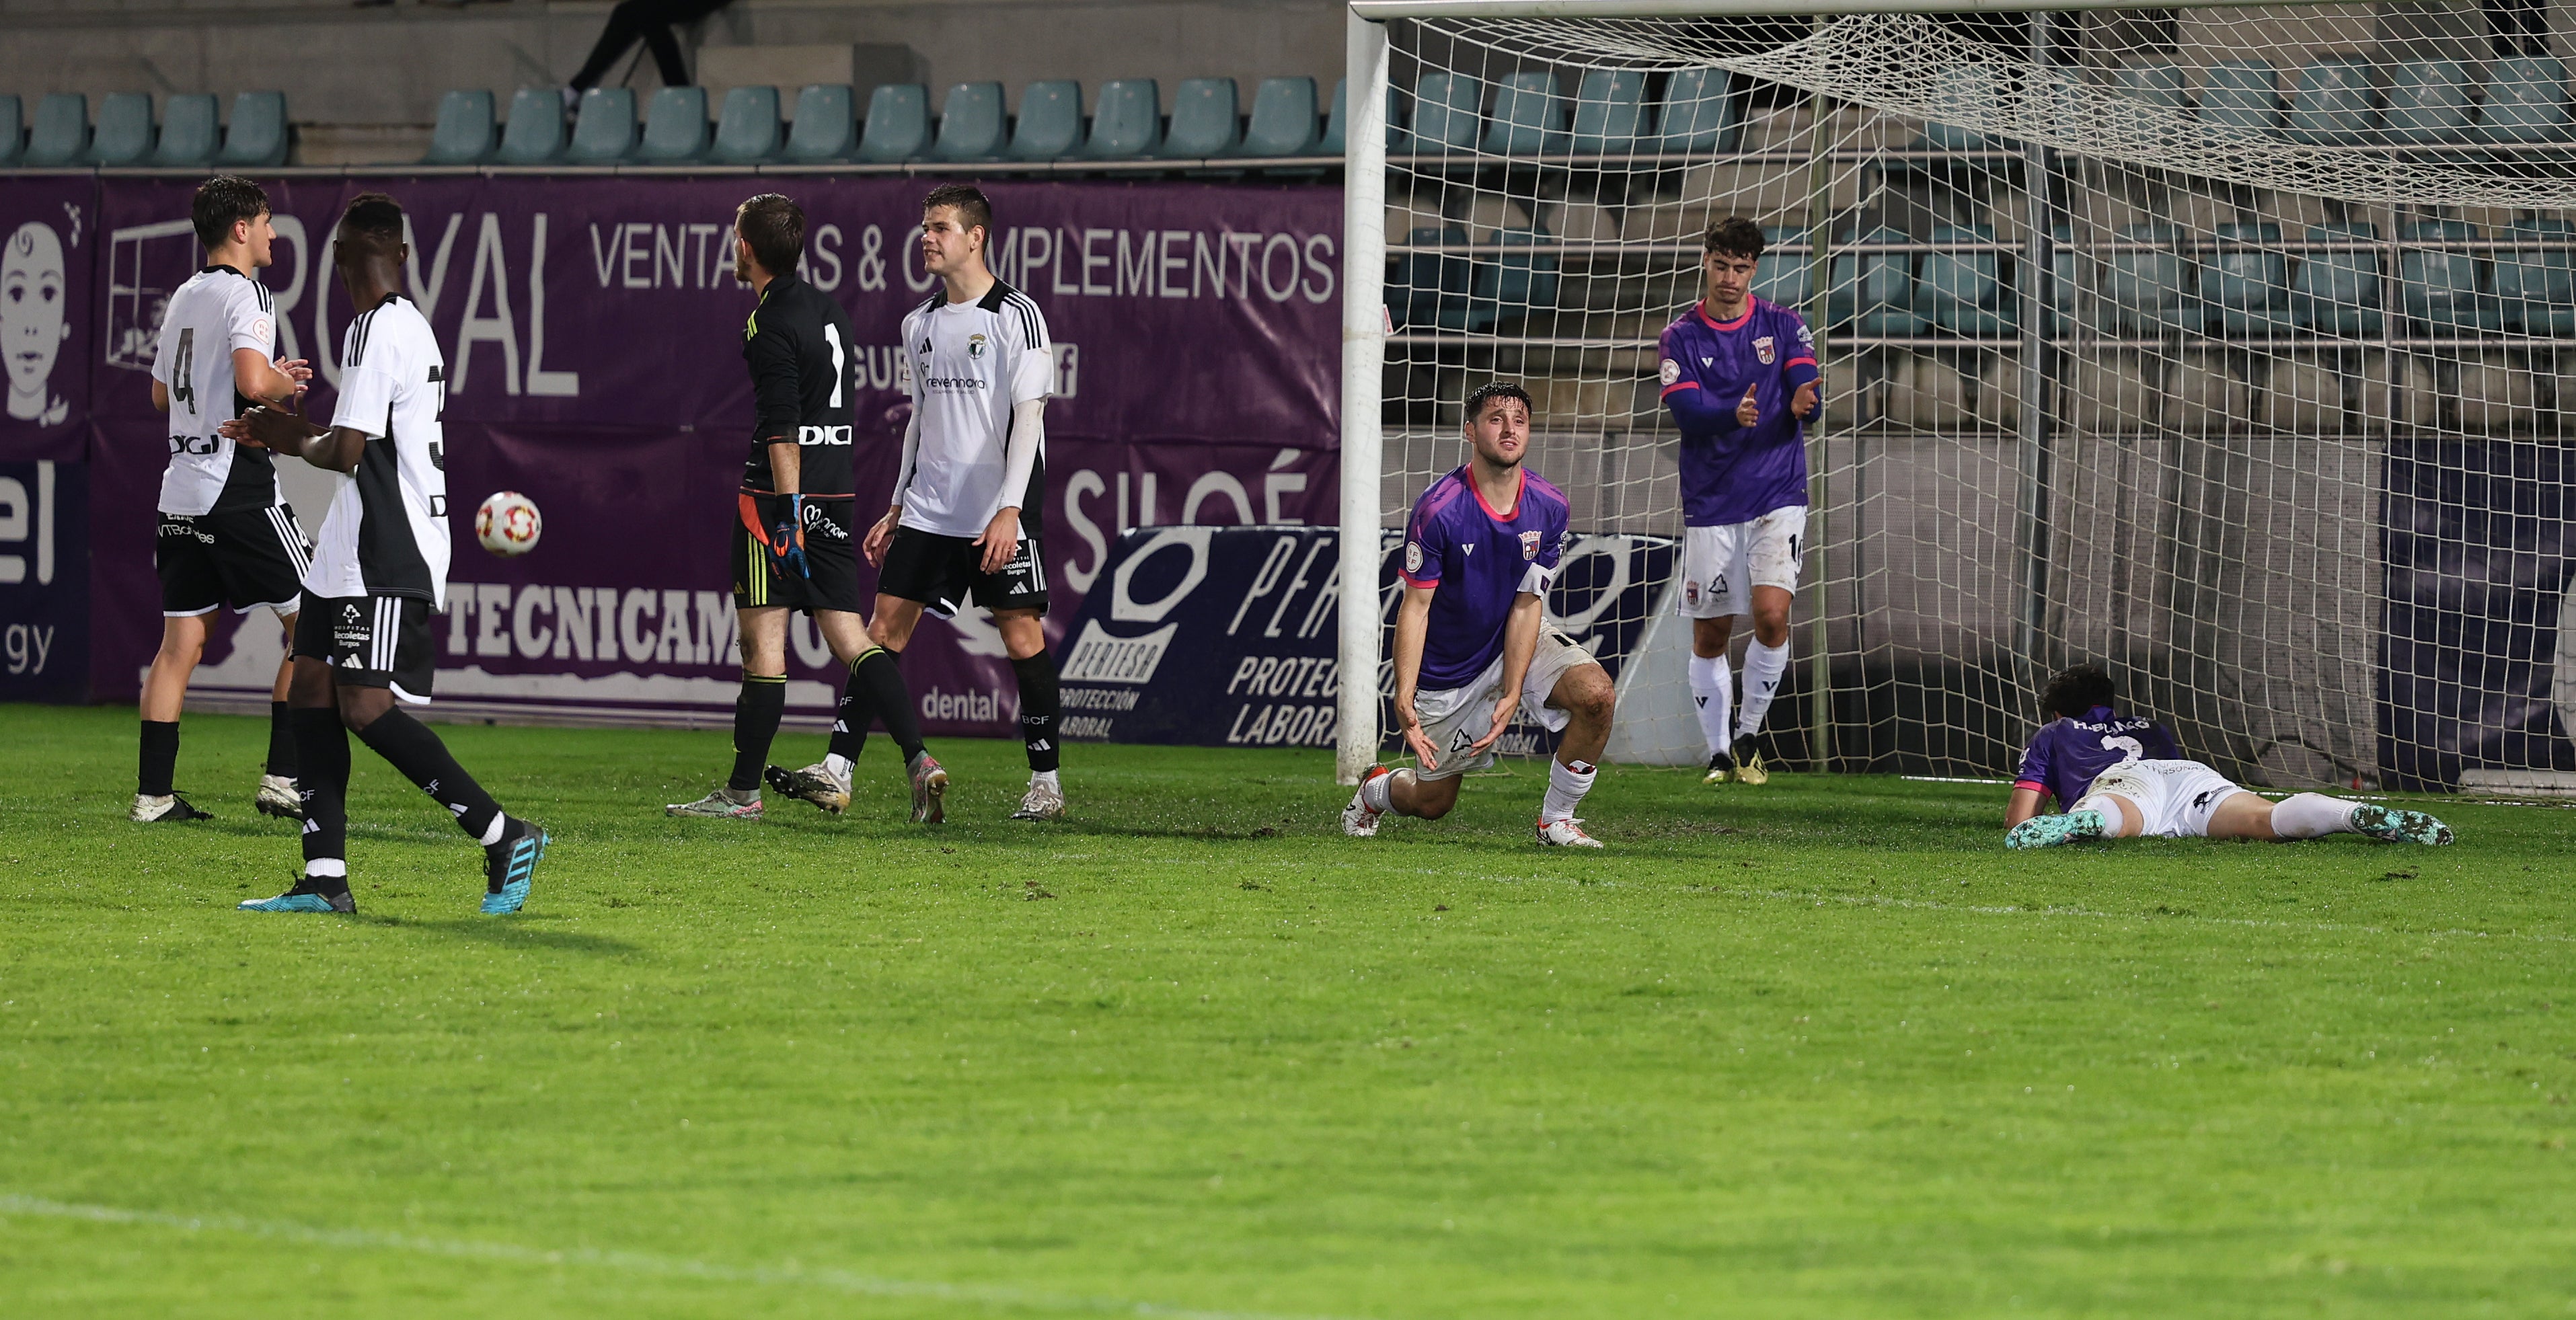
[0,1194,1354,1320]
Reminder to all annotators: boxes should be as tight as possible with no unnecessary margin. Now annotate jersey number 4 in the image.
[170,328,198,416]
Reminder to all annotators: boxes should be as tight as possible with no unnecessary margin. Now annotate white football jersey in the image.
[896,280,1052,539]
[304,294,453,608]
[149,264,283,516]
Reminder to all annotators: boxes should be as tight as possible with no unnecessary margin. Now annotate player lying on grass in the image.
[1342,381,1618,848]
[2003,663,2451,849]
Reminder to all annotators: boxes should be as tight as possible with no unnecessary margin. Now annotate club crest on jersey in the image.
[1519,530,1542,560]
[967,334,988,360]
[1658,358,1680,387]
[1683,580,1700,605]
[1403,541,1423,574]
[1754,336,1777,364]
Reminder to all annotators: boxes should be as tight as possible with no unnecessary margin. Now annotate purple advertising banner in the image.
[1,178,91,464]
[72,175,1340,734]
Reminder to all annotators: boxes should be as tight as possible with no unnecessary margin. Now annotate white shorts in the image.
[1410,627,1597,781]
[1677,506,1807,619]
[2074,759,2247,839]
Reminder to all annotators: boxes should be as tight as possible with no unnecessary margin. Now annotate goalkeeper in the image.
[667,194,940,822]
[2004,664,2451,849]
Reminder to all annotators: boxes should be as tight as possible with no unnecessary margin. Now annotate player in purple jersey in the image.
[2004,664,2453,849]
[1661,217,1821,787]
[1342,383,1619,848]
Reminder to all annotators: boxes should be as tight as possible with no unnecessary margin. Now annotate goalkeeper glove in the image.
[766,494,809,580]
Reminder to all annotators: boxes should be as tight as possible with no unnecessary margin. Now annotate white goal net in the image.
[1340,1,2576,792]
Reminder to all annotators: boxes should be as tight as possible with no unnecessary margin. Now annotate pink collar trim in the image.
[1698,298,1755,332]
[1466,467,1525,521]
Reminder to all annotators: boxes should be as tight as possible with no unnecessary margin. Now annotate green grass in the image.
[2,703,2572,1318]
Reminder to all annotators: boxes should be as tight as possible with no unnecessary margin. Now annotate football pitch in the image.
[1,703,2570,1318]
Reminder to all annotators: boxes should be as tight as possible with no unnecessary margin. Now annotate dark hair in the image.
[921,184,993,239]
[2040,663,2117,720]
[192,176,270,251]
[1704,215,1766,260]
[1464,381,1533,423]
[338,192,406,250]
[735,193,806,276]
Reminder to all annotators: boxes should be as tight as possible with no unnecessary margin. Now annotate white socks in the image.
[1737,639,1790,739]
[477,814,506,847]
[2271,792,2358,839]
[1542,758,1597,824]
[1688,654,1733,756]
[1032,769,1061,791]
[304,858,346,880]
[825,752,854,780]
[1361,767,1404,814]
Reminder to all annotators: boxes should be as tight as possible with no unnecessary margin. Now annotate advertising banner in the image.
[0,178,91,463]
[72,175,1340,732]
[0,459,85,702]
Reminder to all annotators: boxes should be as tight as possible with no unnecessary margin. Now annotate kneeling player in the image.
[2003,663,2451,849]
[1342,382,1618,847]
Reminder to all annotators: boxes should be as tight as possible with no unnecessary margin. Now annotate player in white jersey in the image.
[221,194,547,917]
[862,184,1066,821]
[137,177,313,824]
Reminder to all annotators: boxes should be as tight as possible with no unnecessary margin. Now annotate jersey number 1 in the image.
[823,323,845,408]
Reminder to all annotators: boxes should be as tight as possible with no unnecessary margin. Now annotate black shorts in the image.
[876,525,1049,617]
[732,495,862,615]
[293,592,437,702]
[157,506,309,619]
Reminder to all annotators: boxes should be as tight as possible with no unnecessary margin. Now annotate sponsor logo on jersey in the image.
[921,375,988,391]
[1519,529,1542,560]
[798,424,853,446]
[1403,541,1423,574]
[1754,336,1776,364]
[1658,358,1680,387]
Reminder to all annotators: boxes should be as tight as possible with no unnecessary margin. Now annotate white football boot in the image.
[256,774,303,819]
[1011,779,1066,821]
[764,761,851,815]
[1535,816,1603,848]
[1342,767,1390,837]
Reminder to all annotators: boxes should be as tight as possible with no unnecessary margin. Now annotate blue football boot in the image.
[240,880,356,913]
[481,817,547,915]
[2006,809,2107,850]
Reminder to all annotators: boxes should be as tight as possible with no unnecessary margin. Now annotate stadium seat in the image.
[24,94,89,167]
[566,87,637,164]
[2286,58,2380,146]
[1242,77,1318,157]
[1406,73,1481,152]
[494,87,566,165]
[2199,61,2282,137]
[1450,225,1557,333]
[2477,56,2573,144]
[1923,65,2000,151]
[857,83,930,161]
[781,84,856,163]
[85,92,154,166]
[2291,221,2384,336]
[421,89,496,164]
[2398,219,2500,332]
[1568,69,1644,155]
[2384,59,2474,146]
[2203,221,2292,334]
[1083,79,1161,158]
[1390,225,1470,330]
[1754,225,1811,311]
[634,87,708,162]
[216,92,289,167]
[708,85,782,163]
[2496,218,2576,334]
[1319,78,1351,154]
[0,97,19,166]
[1163,77,1241,157]
[2109,64,2187,141]
[1655,68,1741,154]
[1828,225,1923,335]
[930,81,1005,161]
[1483,71,1567,156]
[1007,80,1081,160]
[1916,225,2016,336]
[2105,223,2195,334]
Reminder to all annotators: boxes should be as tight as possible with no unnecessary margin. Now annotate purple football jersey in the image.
[1658,297,1821,527]
[2013,705,2184,808]
[1398,465,1570,691]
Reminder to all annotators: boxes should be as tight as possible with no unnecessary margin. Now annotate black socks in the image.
[730,673,786,791]
[290,706,351,884]
[137,720,179,796]
[1013,651,1060,773]
[827,659,872,765]
[839,647,925,762]
[266,701,299,779]
[352,706,502,843]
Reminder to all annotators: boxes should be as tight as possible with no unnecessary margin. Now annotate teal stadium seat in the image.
[2287,58,2380,146]
[1084,80,1161,158]
[566,88,636,163]
[2105,223,2195,334]
[1451,226,1556,333]
[635,87,708,162]
[215,92,288,167]
[931,81,1004,161]
[24,94,89,167]
[1657,69,1741,154]
[1482,71,1566,156]
[1753,225,1811,310]
[2478,56,2573,144]
[708,85,782,163]
[1917,225,2016,336]
[87,92,155,166]
[2385,60,2474,146]
[151,94,221,167]
[1242,77,1318,157]
[494,88,566,165]
[2203,222,2292,334]
[1406,73,1481,152]
[0,97,22,166]
[2110,64,2187,142]
[781,85,855,163]
[1163,77,1240,157]
[2199,61,2282,138]
[422,90,495,164]
[2291,222,2384,336]
[857,84,929,161]
[1922,65,2000,151]
[2399,219,2500,332]
[2497,219,2576,334]
[1009,81,1082,161]
[1390,225,1468,330]
[1568,70,1643,155]
[1828,226,1923,335]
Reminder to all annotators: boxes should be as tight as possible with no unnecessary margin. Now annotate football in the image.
[474,490,542,557]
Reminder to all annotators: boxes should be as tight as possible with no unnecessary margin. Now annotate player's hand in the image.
[1396,695,1439,771]
[275,358,313,394]
[766,494,810,580]
[1790,381,1819,420]
[974,507,1022,575]
[863,510,899,568]
[1735,385,1760,428]
[1469,693,1519,754]
[223,393,319,451]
